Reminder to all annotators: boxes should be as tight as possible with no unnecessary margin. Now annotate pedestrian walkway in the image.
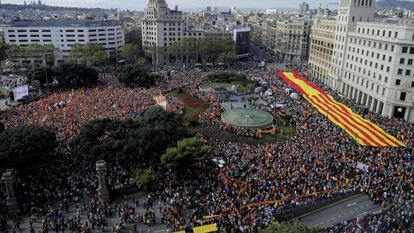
[5,193,169,233]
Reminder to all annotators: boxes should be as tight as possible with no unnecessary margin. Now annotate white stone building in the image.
[328,0,414,122]
[4,19,125,61]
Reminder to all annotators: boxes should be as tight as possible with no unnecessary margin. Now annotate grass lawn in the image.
[199,81,256,95]
[168,89,206,122]
[169,89,296,144]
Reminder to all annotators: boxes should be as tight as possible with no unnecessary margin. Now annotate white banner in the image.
[356,162,369,172]
[13,85,29,101]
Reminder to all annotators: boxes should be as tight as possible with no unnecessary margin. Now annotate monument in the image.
[96,160,110,202]
[1,169,18,214]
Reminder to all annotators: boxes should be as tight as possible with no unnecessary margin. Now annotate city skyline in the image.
[1,0,338,10]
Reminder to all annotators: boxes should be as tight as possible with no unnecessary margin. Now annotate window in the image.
[395,79,401,85]
[411,81,414,88]
[410,47,414,54]
[402,47,408,53]
[398,69,403,75]
[408,59,413,65]
[406,70,411,76]
[400,92,406,101]
[400,58,405,64]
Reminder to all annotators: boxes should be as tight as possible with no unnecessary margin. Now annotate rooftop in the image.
[8,19,121,28]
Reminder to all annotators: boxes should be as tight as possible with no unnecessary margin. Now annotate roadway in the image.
[249,42,279,63]
[300,194,381,228]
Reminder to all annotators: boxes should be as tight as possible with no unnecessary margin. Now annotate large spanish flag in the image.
[278,71,405,147]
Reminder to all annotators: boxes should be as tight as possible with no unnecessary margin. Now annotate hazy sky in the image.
[2,0,338,10]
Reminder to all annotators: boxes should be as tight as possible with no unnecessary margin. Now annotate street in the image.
[300,194,381,228]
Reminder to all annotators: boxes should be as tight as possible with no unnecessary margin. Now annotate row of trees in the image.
[0,107,209,181]
[5,44,55,66]
[117,64,162,88]
[150,38,237,67]
[67,43,108,66]
[72,107,209,190]
[31,63,99,90]
[73,107,189,164]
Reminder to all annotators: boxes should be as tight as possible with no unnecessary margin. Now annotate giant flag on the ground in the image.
[278,71,405,147]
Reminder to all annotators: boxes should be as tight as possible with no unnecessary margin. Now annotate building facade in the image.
[249,18,311,63]
[299,2,310,15]
[308,19,336,85]
[328,0,414,122]
[274,19,312,63]
[142,0,185,49]
[233,28,250,58]
[4,19,125,61]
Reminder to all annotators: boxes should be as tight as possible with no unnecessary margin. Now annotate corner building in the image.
[328,0,414,122]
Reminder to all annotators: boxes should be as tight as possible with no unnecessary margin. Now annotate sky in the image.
[2,0,338,10]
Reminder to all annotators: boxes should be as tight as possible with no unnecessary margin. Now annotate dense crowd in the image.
[0,62,413,233]
[157,67,414,232]
[0,75,27,90]
[1,73,159,140]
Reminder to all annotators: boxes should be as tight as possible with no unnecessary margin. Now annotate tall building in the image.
[4,19,125,63]
[308,19,336,85]
[142,0,184,49]
[299,2,310,15]
[327,0,414,122]
[249,18,311,63]
[141,0,249,63]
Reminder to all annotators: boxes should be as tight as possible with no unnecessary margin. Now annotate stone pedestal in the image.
[1,169,18,215]
[96,160,110,203]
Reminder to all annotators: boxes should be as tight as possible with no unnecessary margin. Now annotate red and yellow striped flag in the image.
[278,71,405,147]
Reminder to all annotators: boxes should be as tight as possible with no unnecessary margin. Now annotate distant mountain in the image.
[0,3,114,12]
[377,0,414,10]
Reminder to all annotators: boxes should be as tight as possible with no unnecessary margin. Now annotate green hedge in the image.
[208,71,247,82]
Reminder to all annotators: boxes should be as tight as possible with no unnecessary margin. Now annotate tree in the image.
[54,63,99,89]
[30,66,55,85]
[166,38,236,65]
[6,44,55,67]
[74,107,189,165]
[84,43,108,66]
[67,43,108,66]
[0,126,56,169]
[125,27,143,50]
[67,44,84,64]
[161,137,209,175]
[118,64,154,87]
[133,168,157,191]
[0,122,5,133]
[259,221,319,233]
[219,51,236,69]
[122,43,146,64]
[0,42,8,60]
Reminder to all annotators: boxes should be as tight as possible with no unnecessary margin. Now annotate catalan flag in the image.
[278,71,405,147]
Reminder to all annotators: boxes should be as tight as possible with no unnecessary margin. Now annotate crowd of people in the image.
[0,61,413,233]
